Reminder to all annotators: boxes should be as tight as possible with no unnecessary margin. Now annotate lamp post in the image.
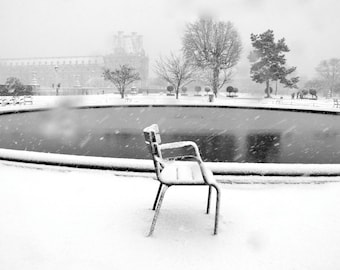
[75,75,81,87]
[31,71,39,94]
[31,71,38,85]
[54,65,59,96]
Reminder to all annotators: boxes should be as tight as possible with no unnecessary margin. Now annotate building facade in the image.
[0,32,149,92]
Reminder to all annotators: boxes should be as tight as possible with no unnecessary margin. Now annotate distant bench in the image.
[0,96,33,106]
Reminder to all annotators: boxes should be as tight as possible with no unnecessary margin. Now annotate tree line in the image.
[5,17,337,99]
[305,58,340,97]
[104,16,301,99]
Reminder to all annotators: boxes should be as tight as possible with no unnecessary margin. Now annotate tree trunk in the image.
[265,80,271,98]
[275,80,278,96]
[330,83,334,98]
[175,86,179,99]
[120,88,125,99]
[212,68,219,97]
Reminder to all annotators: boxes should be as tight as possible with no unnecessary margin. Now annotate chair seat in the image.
[160,161,216,185]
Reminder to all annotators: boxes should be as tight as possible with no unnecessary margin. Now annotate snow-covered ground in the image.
[1,94,340,269]
[1,93,338,113]
[1,161,340,270]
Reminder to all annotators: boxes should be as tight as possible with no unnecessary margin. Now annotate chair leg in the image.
[152,183,163,210]
[213,185,221,235]
[148,185,169,237]
[206,186,212,214]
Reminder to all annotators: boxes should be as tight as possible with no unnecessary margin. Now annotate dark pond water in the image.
[0,105,339,163]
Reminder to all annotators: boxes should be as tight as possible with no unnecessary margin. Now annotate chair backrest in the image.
[24,96,33,105]
[143,124,164,179]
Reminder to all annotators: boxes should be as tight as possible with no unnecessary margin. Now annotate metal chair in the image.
[143,124,221,236]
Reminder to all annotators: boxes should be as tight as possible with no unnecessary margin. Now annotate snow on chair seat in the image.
[160,160,216,185]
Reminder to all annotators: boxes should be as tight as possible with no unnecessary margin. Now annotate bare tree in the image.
[183,16,242,97]
[304,78,326,92]
[154,53,195,99]
[316,58,340,97]
[103,65,140,98]
[198,68,233,92]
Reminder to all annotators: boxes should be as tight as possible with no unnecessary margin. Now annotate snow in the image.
[1,93,339,113]
[1,161,340,270]
[1,148,340,183]
[1,93,340,268]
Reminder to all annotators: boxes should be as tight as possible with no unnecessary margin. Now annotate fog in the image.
[0,0,339,79]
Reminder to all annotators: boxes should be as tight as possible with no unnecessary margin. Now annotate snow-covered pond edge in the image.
[1,148,340,184]
[1,99,340,184]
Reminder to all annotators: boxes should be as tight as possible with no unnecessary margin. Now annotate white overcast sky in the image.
[0,0,339,79]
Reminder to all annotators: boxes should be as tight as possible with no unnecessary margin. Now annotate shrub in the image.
[194,86,202,95]
[301,89,308,96]
[226,86,234,96]
[166,85,175,96]
[181,86,188,95]
[166,85,174,92]
[309,89,317,98]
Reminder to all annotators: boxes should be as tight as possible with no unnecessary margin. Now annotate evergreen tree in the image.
[248,30,299,98]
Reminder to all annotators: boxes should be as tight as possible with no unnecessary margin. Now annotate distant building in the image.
[0,32,149,90]
[104,32,148,86]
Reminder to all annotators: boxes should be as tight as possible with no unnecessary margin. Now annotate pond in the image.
[0,105,339,164]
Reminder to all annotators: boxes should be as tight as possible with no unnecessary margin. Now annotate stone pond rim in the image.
[0,103,340,181]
